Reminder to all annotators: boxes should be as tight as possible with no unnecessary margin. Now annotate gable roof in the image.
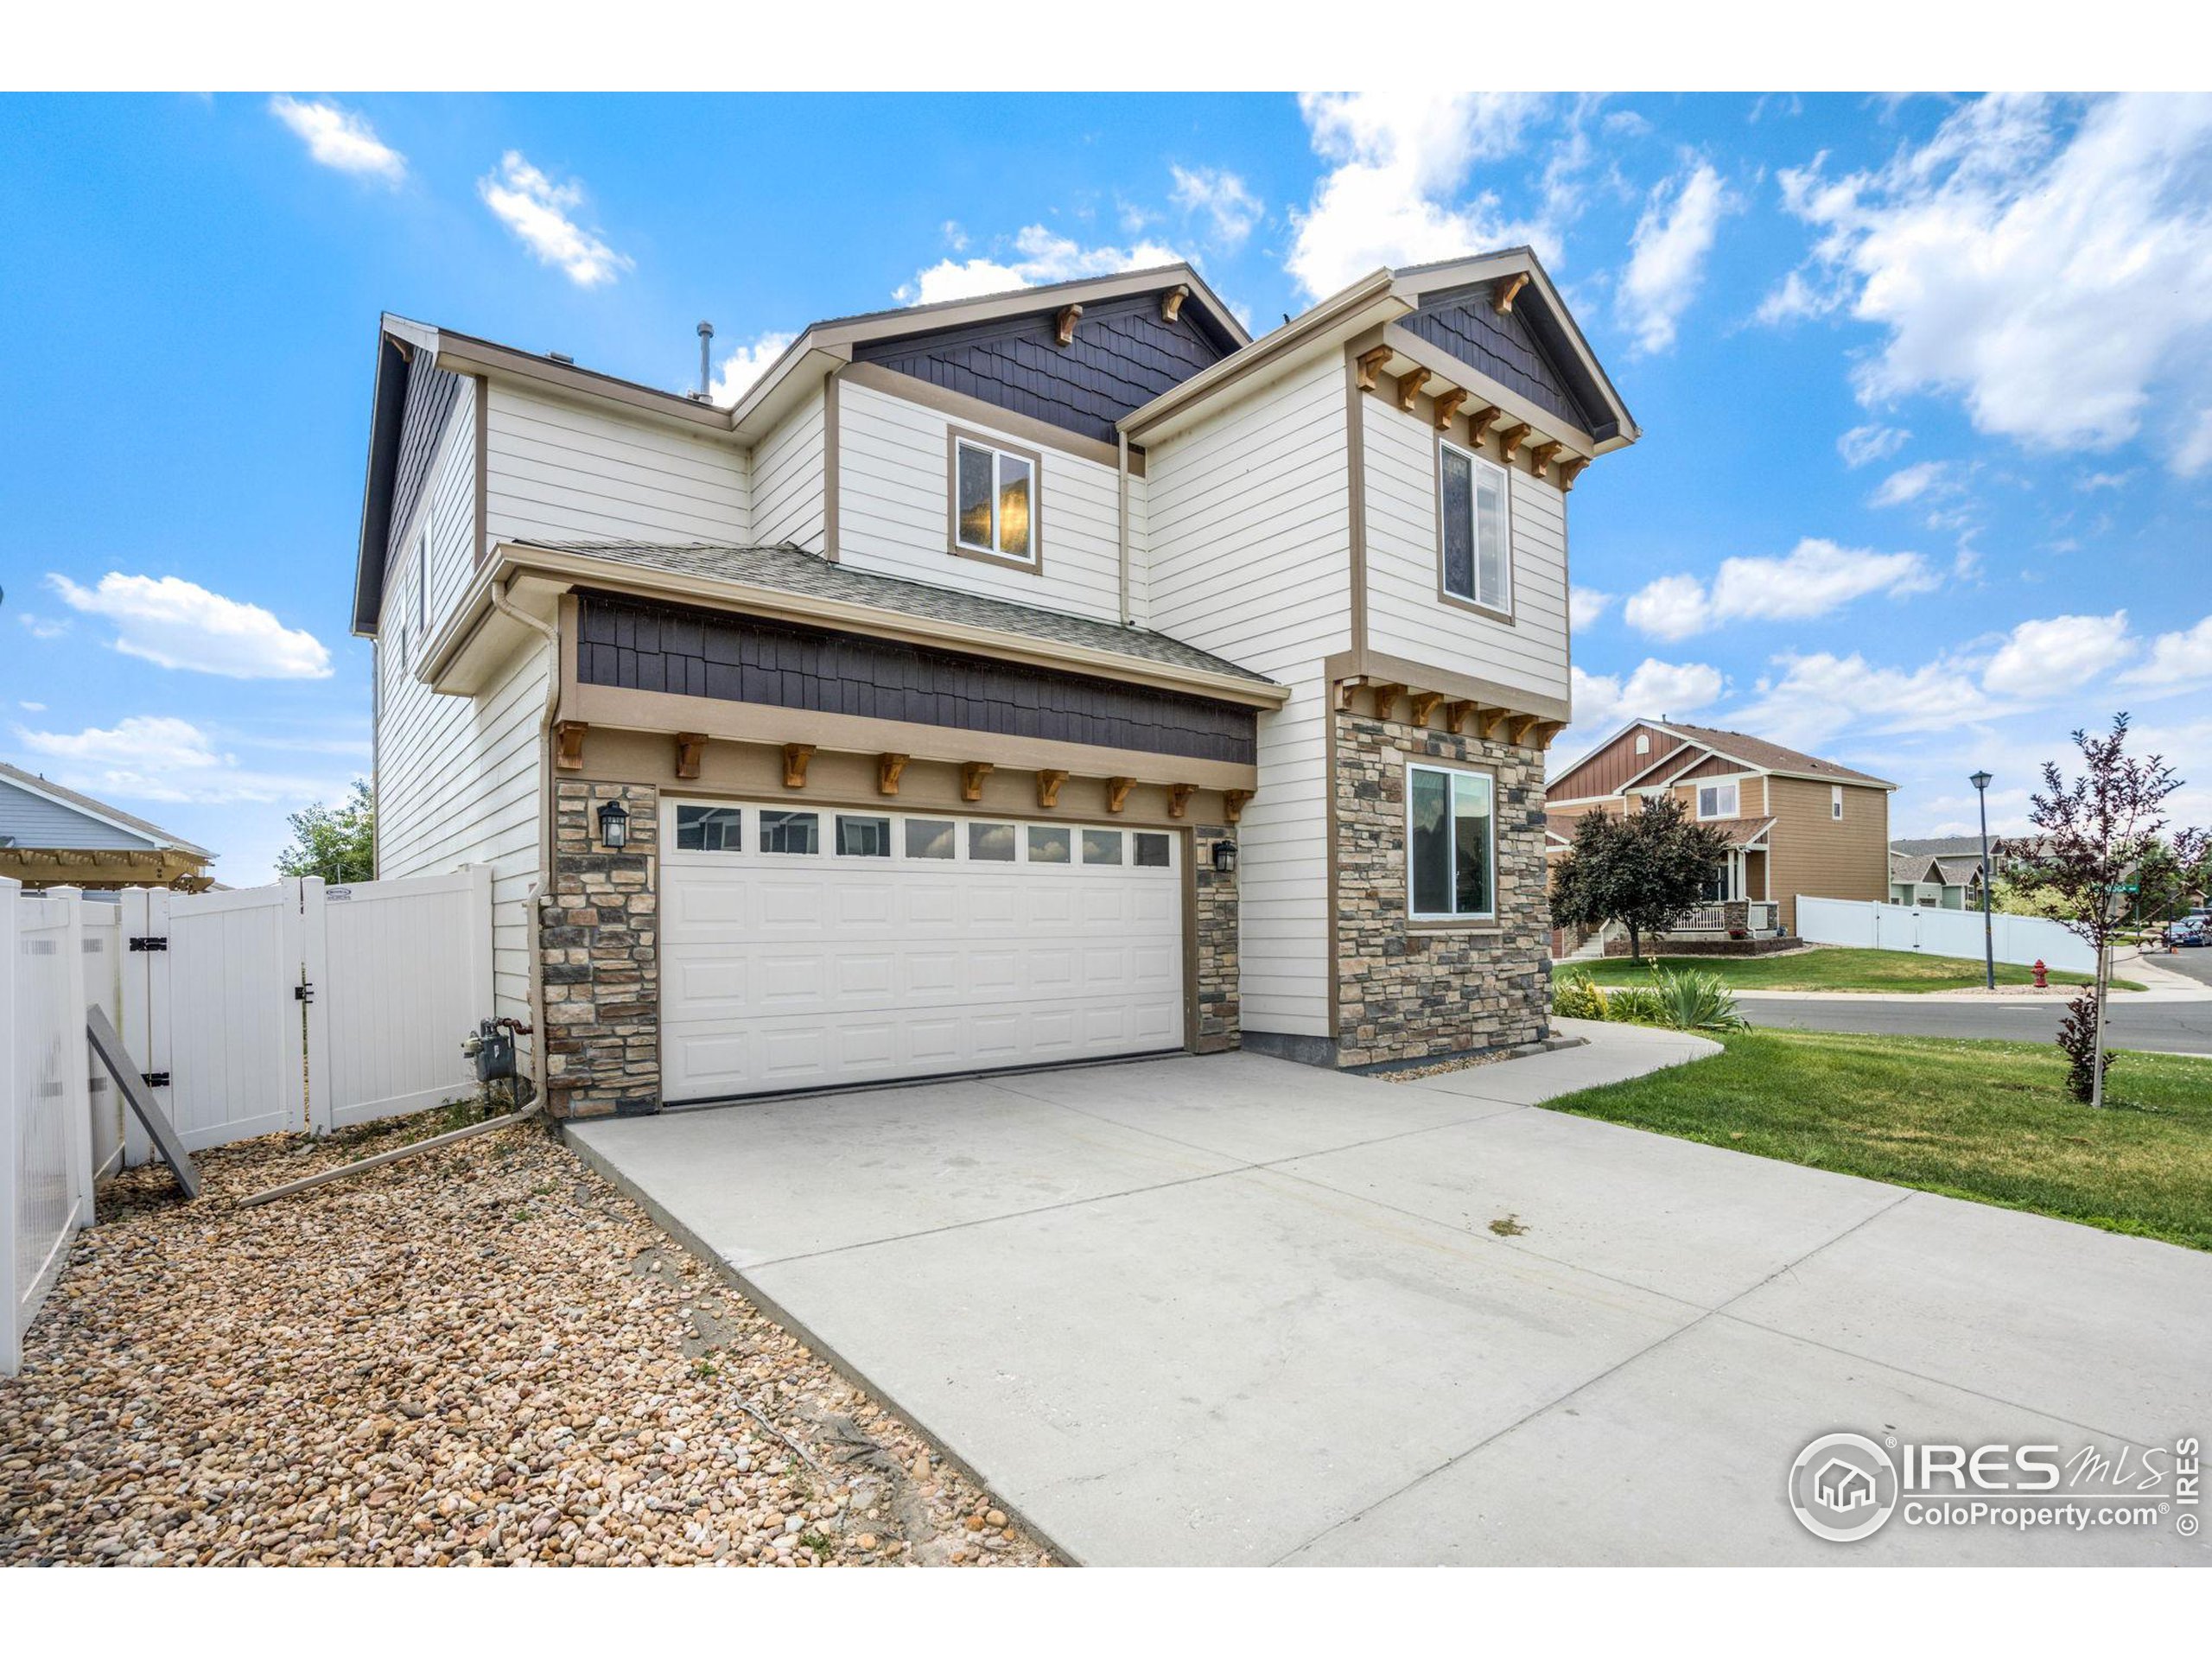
[1122,247,1637,454]
[0,762,213,857]
[353,266,1244,636]
[512,540,1280,691]
[1657,722,1893,788]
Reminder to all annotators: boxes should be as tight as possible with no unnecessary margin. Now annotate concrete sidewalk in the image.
[569,1028,2212,1567]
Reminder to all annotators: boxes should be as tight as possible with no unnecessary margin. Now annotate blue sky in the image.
[3,92,2209,882]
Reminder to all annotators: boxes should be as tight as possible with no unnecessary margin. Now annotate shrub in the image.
[1603,985,1669,1026]
[2056,989,2116,1103]
[1649,966,1749,1033]
[1552,969,1609,1021]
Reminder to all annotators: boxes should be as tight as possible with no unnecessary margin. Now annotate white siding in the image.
[836,378,1129,624]
[389,377,479,644]
[484,381,750,549]
[1145,353,1352,1039]
[753,384,826,550]
[1360,397,1571,706]
[375,414,549,1046]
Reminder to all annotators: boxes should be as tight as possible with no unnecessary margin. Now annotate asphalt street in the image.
[1739,948,2212,1055]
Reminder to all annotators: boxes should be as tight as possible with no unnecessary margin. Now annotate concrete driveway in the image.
[569,1026,2212,1567]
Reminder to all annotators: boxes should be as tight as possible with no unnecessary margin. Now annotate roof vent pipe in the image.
[696,320,715,401]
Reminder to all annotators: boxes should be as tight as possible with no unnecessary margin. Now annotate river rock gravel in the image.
[0,1108,1051,1568]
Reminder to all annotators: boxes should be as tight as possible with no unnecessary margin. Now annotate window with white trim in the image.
[1831,785,1844,821]
[954,437,1036,563]
[1408,761,1496,920]
[1439,440,1510,613]
[1696,781,1739,820]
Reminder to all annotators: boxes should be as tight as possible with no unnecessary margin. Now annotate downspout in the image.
[1117,431,1132,626]
[492,577,561,1108]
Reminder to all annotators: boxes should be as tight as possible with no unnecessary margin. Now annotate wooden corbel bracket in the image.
[960,760,995,803]
[1408,690,1446,728]
[1491,271,1530,314]
[1431,387,1469,430]
[1394,368,1430,414]
[1370,682,1407,722]
[1054,303,1084,346]
[1037,768,1068,810]
[553,720,588,771]
[673,732,706,781]
[1558,455,1593,492]
[878,753,910,796]
[1445,699,1478,734]
[1479,707,1513,741]
[1224,788,1254,824]
[1160,284,1189,324]
[1354,345,1394,391]
[1104,777,1135,814]
[1529,440,1564,480]
[1496,423,1533,464]
[1167,783,1198,820]
[782,743,816,789]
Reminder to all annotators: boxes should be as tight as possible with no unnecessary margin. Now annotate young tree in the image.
[1549,794,1735,962]
[276,779,376,885]
[2024,715,2207,1106]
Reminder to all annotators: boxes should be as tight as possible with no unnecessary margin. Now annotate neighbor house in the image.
[0,760,215,893]
[353,250,1637,1114]
[1545,721,1894,939]
[1887,839,1993,909]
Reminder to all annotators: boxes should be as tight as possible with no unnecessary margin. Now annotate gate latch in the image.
[128,936,168,952]
[295,981,315,1003]
[142,1071,171,1090]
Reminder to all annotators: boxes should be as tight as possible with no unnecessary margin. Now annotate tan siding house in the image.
[1547,720,1894,936]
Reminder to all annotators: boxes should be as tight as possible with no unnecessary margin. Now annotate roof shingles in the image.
[518,540,1276,688]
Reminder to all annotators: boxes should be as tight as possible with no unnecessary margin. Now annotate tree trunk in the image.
[1627,923,1642,962]
[2089,935,2110,1109]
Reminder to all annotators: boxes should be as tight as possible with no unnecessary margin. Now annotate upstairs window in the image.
[952,434,1038,567]
[1439,440,1511,614]
[1831,785,1844,821]
[1696,781,1740,820]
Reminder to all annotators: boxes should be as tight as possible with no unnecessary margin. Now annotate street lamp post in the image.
[1970,769,1995,991]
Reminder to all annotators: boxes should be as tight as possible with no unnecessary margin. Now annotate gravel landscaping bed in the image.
[0,1106,1052,1568]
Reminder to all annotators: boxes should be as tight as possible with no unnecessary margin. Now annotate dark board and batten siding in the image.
[855,291,1236,447]
[1401,284,1610,436]
[576,593,1256,766]
[386,359,467,563]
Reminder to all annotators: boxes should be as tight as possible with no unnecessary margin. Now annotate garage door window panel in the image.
[836,815,892,857]
[905,818,955,861]
[760,811,820,855]
[676,804,743,852]
[969,822,1016,862]
[1027,825,1071,864]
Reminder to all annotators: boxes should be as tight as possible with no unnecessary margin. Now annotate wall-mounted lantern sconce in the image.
[1211,838,1238,875]
[597,798,631,851]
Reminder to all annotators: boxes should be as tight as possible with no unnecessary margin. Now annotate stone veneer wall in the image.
[543,781,660,1118]
[1192,823,1239,1053]
[1332,709,1550,1068]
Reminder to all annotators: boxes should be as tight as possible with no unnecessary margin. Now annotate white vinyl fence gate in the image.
[1796,894,2097,976]
[5,867,493,1375]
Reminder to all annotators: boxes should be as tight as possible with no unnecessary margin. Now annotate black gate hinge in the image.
[295,982,315,1003]
[142,1071,171,1090]
[128,935,168,952]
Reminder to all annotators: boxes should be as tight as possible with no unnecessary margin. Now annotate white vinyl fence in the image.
[1796,895,2096,975]
[3,880,98,1376]
[5,868,493,1375]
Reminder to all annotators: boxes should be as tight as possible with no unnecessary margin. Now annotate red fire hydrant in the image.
[2031,959,2049,989]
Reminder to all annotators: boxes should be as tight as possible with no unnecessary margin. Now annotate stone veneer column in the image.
[1192,823,1240,1053]
[543,781,660,1118]
[1332,709,1549,1068]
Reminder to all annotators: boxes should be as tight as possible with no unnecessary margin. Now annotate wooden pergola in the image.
[0,845,216,893]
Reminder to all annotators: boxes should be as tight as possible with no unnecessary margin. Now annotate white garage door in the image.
[659,799,1185,1102]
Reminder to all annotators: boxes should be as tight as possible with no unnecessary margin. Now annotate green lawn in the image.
[1546,1029,2212,1251]
[1570,945,2139,994]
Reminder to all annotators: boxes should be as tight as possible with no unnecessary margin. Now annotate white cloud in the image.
[1569,587,1613,629]
[13,716,353,807]
[1869,459,1950,507]
[1555,658,1726,772]
[48,572,332,679]
[2123,613,2212,689]
[708,331,796,407]
[1981,611,2135,699]
[1838,423,1910,467]
[18,702,45,713]
[478,151,632,289]
[1724,650,1996,749]
[2076,468,2136,492]
[1285,92,1554,299]
[18,612,68,640]
[1617,161,1738,354]
[1771,93,2212,473]
[268,95,405,185]
[1753,267,1840,327]
[1624,538,1938,640]
[896,223,1183,307]
[1169,165,1263,249]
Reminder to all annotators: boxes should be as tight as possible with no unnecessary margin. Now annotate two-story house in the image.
[353,251,1637,1115]
[1544,719,1896,941]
